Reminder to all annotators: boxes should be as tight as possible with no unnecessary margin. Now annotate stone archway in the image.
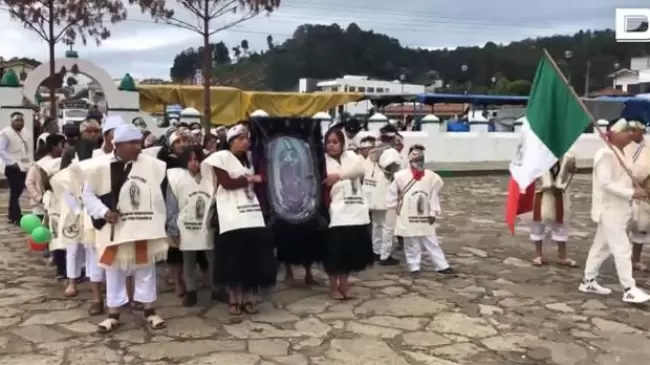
[22,58,120,107]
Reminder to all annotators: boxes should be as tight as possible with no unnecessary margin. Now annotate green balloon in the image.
[20,214,42,234]
[31,226,51,244]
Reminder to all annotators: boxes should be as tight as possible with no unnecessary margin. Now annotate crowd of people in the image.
[0,111,453,333]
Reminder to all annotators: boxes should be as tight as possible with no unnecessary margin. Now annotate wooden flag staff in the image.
[541,48,644,190]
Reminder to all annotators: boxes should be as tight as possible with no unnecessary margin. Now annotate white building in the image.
[299,75,428,116]
[611,56,650,93]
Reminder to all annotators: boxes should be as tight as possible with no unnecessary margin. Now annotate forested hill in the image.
[170,23,650,94]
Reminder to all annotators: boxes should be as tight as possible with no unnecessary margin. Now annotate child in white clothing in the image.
[386,144,455,277]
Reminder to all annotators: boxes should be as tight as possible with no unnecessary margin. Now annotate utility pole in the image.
[584,60,591,97]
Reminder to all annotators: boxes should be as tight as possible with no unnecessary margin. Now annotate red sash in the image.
[99,241,149,266]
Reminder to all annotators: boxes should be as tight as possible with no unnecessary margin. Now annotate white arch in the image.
[22,58,120,106]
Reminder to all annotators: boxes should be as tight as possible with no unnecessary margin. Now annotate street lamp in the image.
[399,73,406,122]
[490,76,497,94]
[461,65,470,93]
[564,50,573,83]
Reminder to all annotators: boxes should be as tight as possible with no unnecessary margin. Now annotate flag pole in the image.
[541,48,641,187]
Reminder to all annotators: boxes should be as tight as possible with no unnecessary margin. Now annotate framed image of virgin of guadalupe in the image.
[248,117,329,230]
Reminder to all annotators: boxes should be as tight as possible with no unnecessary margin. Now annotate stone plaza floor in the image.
[1,174,650,365]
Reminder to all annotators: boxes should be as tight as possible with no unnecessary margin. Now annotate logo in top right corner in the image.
[616,9,650,42]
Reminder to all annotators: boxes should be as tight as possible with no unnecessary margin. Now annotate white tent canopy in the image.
[420,114,439,122]
[250,109,269,117]
[312,111,332,120]
[180,107,201,116]
[368,112,388,121]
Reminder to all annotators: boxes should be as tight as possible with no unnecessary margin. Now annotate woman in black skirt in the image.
[203,123,276,315]
[323,128,374,300]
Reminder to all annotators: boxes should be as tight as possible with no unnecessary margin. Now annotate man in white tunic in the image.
[93,115,124,158]
[529,153,577,267]
[0,112,31,225]
[364,124,402,265]
[82,124,168,332]
[54,120,102,301]
[386,145,454,277]
[580,118,650,303]
[624,120,650,271]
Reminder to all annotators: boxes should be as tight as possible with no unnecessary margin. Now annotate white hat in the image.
[113,124,143,143]
[103,115,125,133]
[226,124,248,141]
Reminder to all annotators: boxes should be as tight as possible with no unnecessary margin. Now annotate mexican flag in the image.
[505,53,592,234]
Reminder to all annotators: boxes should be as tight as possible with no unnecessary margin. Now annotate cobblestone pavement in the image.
[2,175,650,365]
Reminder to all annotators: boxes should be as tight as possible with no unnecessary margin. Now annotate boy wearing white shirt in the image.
[387,145,454,277]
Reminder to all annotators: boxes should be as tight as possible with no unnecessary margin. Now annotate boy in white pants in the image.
[386,144,455,277]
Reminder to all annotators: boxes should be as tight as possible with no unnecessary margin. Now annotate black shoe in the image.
[437,267,456,275]
[183,291,198,307]
[379,256,399,266]
[410,270,421,278]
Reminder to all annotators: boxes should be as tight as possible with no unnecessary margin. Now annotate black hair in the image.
[408,144,425,154]
[44,134,65,153]
[324,127,345,155]
[359,135,376,144]
[10,112,23,119]
[177,145,205,168]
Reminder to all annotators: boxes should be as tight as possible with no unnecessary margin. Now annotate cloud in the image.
[0,0,646,80]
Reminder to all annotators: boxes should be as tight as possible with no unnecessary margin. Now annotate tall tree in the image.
[266,34,274,50]
[232,45,241,60]
[154,0,281,126]
[4,0,165,118]
[240,39,249,56]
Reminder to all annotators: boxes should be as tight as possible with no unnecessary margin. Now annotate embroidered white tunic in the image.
[167,167,214,250]
[201,150,265,234]
[82,153,169,268]
[386,169,443,237]
[36,156,63,249]
[591,147,634,225]
[326,151,369,227]
[534,153,574,223]
[623,140,650,231]
[363,147,401,210]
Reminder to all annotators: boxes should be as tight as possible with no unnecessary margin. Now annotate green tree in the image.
[5,0,166,117]
[155,0,281,126]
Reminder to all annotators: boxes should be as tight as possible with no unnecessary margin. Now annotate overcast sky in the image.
[0,0,648,80]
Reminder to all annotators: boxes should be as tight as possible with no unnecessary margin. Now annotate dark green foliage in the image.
[170,23,650,93]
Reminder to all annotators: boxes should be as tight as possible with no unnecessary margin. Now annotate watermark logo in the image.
[616,9,650,42]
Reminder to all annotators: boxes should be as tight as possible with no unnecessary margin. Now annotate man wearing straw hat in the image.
[624,118,650,272]
[580,118,650,303]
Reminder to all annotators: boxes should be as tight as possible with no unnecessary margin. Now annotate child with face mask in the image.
[386,144,455,278]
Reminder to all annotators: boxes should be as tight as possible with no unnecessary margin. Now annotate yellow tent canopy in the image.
[138,85,364,126]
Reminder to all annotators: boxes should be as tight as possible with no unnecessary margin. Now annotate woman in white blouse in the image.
[323,128,374,300]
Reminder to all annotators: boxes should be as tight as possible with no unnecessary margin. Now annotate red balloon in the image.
[27,237,47,252]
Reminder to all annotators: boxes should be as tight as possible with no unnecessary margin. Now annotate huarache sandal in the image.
[145,314,166,329]
[228,303,242,316]
[339,290,356,301]
[64,285,78,297]
[97,317,120,333]
[241,302,259,315]
[531,256,547,267]
[88,301,105,316]
[556,258,578,268]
